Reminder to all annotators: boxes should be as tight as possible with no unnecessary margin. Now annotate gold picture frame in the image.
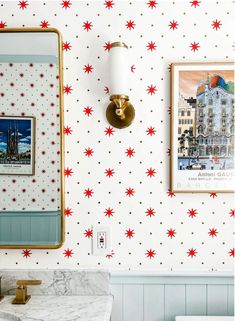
[170,62,234,193]
[0,28,64,249]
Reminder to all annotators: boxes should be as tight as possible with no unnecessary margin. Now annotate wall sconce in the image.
[106,42,135,129]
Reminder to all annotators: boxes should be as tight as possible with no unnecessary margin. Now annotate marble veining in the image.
[0,270,110,296]
[0,295,113,321]
[0,310,21,321]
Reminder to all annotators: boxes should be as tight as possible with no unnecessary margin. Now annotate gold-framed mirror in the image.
[0,28,64,248]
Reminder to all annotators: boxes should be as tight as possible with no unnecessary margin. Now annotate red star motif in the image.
[105,168,115,177]
[147,41,156,51]
[84,188,94,198]
[125,228,135,239]
[187,248,197,258]
[146,248,156,259]
[40,20,50,28]
[146,126,156,136]
[208,228,218,237]
[169,20,178,30]
[190,0,200,7]
[131,65,136,73]
[0,21,7,28]
[147,0,157,9]
[104,42,111,52]
[212,19,222,30]
[167,190,176,198]
[190,42,200,52]
[63,248,73,258]
[83,21,93,31]
[104,0,114,9]
[64,208,73,217]
[83,106,93,116]
[18,1,28,9]
[63,85,72,94]
[229,248,235,257]
[84,148,94,157]
[146,167,156,177]
[63,41,72,51]
[229,209,235,218]
[84,228,93,238]
[187,208,197,218]
[126,20,135,30]
[210,192,217,198]
[106,251,115,259]
[64,126,72,135]
[146,208,155,217]
[64,168,73,177]
[147,85,157,95]
[167,228,176,238]
[61,0,72,9]
[22,249,32,258]
[125,187,135,197]
[83,64,93,74]
[104,86,110,94]
[125,147,135,158]
[105,126,115,136]
[104,207,114,217]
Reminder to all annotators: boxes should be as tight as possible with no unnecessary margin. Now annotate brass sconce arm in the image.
[111,95,129,119]
[106,95,135,129]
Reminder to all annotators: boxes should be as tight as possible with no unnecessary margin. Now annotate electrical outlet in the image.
[97,232,106,249]
[92,226,111,256]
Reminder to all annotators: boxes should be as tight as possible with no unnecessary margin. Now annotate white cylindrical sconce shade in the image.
[109,42,129,97]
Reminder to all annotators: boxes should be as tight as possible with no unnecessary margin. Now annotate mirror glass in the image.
[0,29,64,248]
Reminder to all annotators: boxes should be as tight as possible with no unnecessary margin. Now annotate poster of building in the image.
[0,116,35,175]
[171,63,234,192]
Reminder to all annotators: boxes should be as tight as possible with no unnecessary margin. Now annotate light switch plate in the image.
[92,226,111,256]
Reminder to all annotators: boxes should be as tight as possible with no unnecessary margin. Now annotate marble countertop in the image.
[0,295,113,321]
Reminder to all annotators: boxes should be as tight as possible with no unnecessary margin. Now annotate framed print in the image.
[170,62,234,192]
[0,116,35,175]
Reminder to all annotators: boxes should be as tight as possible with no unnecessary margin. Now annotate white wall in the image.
[0,0,234,271]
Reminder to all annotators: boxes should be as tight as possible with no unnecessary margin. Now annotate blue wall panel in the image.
[186,284,207,315]
[144,284,164,321]
[123,284,143,321]
[207,285,228,316]
[0,211,61,245]
[111,274,234,321]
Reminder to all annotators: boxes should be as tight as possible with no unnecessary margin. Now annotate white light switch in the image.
[92,226,111,256]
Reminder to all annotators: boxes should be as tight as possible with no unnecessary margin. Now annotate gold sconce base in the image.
[106,95,135,129]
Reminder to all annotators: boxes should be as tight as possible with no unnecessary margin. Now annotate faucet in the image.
[12,279,42,304]
[0,276,4,301]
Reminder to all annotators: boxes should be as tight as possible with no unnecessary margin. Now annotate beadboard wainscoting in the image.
[110,272,234,321]
[0,211,61,245]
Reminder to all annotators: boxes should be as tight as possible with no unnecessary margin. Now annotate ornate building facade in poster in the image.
[171,63,234,192]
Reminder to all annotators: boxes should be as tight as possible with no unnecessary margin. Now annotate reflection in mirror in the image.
[0,29,64,248]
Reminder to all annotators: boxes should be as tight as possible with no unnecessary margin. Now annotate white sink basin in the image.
[0,311,21,321]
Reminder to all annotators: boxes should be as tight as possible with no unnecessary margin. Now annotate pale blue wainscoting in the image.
[0,211,61,245]
[110,272,234,321]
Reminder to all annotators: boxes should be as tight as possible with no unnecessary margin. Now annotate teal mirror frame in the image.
[0,28,64,249]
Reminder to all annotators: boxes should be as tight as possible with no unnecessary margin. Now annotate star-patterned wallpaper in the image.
[0,61,60,211]
[0,0,234,271]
